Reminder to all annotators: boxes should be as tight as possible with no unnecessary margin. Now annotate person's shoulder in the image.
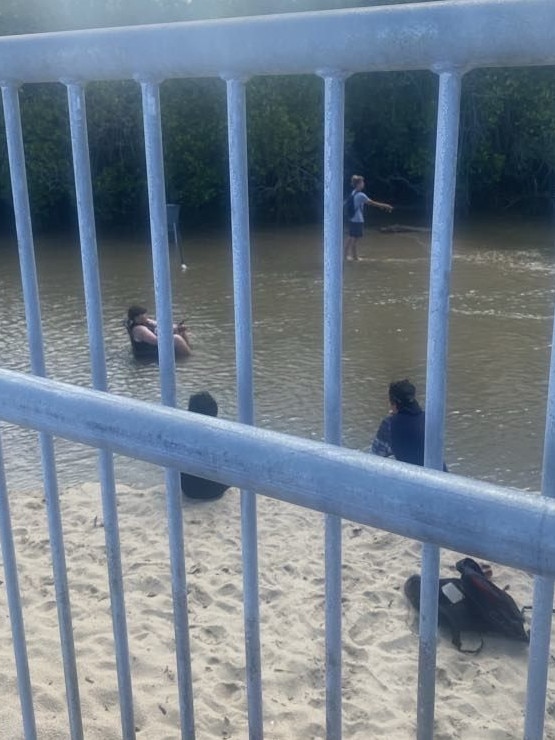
[132,324,153,338]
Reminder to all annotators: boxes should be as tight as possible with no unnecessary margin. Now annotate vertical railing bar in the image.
[65,82,109,390]
[140,80,178,408]
[66,81,135,740]
[523,278,555,738]
[525,585,555,739]
[320,70,346,740]
[139,79,195,740]
[224,75,263,740]
[1,82,84,740]
[418,68,462,740]
[0,433,37,740]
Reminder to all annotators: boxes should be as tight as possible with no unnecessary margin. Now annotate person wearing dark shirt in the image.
[180,391,229,500]
[370,379,425,465]
[370,379,449,470]
[126,304,192,359]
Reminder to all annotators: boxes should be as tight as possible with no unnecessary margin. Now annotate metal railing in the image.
[0,1,554,738]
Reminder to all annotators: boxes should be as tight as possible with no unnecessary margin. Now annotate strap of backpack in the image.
[449,620,484,654]
[455,635,484,655]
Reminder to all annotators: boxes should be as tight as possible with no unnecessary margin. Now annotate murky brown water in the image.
[0,218,553,493]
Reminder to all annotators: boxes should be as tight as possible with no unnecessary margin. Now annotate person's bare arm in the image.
[173,320,191,345]
[174,334,192,357]
[366,198,393,213]
[132,324,158,345]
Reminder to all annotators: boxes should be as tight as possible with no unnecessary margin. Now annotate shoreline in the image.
[0,481,544,739]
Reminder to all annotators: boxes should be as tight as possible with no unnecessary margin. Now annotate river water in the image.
[0,218,553,494]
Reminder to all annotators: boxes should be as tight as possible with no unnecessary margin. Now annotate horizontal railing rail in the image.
[0,368,554,577]
[0,0,554,84]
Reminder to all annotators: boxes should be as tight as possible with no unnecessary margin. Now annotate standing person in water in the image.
[126,304,192,359]
[345,174,393,261]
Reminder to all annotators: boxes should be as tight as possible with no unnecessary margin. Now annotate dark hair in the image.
[389,379,418,410]
[188,391,218,417]
[127,305,147,323]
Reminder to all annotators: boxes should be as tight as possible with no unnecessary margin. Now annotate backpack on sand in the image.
[404,558,529,653]
[343,192,356,220]
[404,574,487,653]
[455,557,529,644]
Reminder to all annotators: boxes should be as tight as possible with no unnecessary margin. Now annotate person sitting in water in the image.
[181,391,230,500]
[126,304,192,359]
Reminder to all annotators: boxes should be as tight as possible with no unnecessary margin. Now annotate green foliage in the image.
[85,82,145,225]
[460,68,555,211]
[247,76,323,222]
[18,84,73,228]
[345,71,438,204]
[161,79,228,221]
[0,0,554,229]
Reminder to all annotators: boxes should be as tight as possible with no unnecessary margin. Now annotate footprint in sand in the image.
[343,642,369,662]
[40,600,58,613]
[141,575,165,593]
[216,582,242,599]
[348,612,378,645]
[200,625,227,645]
[260,587,281,604]
[214,599,240,615]
[213,681,241,699]
[34,689,65,713]
[23,499,43,511]
[188,583,213,609]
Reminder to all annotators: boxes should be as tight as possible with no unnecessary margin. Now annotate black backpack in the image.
[455,558,529,644]
[404,558,529,653]
[343,192,356,220]
[405,574,487,653]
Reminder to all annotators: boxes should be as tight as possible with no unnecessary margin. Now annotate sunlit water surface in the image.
[0,218,553,493]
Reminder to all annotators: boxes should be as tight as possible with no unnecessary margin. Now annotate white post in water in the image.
[166,203,187,270]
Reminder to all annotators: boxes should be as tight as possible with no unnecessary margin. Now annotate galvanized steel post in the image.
[418,68,462,740]
[0,435,37,740]
[140,79,195,740]
[525,579,555,738]
[321,70,346,740]
[66,81,135,740]
[224,75,264,740]
[524,272,555,738]
[1,82,84,740]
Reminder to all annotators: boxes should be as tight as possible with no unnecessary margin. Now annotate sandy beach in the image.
[0,480,550,739]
